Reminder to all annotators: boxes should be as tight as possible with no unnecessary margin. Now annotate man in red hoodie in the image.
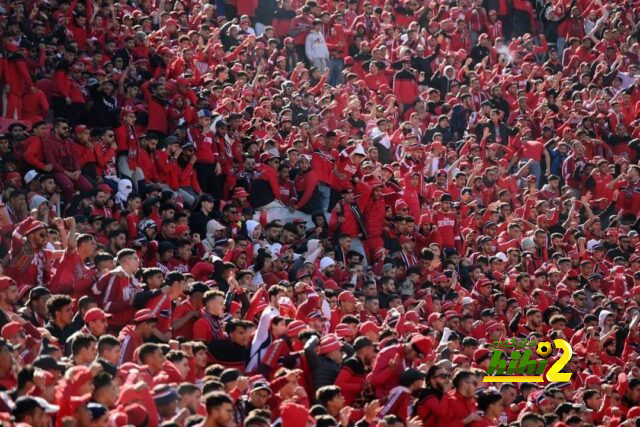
[117,308,157,365]
[43,118,93,201]
[93,248,141,332]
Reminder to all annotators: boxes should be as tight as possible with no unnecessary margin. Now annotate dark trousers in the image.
[195,162,220,198]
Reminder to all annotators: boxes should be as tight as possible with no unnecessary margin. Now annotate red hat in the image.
[405,310,421,324]
[486,322,503,334]
[335,323,354,338]
[452,354,469,365]
[428,312,444,324]
[260,152,279,163]
[445,310,460,321]
[175,224,189,236]
[0,277,16,293]
[281,402,313,427]
[287,320,306,338]
[134,309,157,322]
[566,269,580,279]
[229,300,241,316]
[69,366,93,389]
[23,219,46,236]
[628,407,640,419]
[74,125,89,135]
[403,298,419,308]
[165,18,178,26]
[395,199,408,209]
[1,322,21,339]
[585,375,600,386]
[232,187,249,199]
[83,307,111,323]
[474,348,490,363]
[557,289,571,299]
[359,321,381,335]
[124,403,148,426]
[318,334,341,355]
[338,291,356,303]
[410,335,433,356]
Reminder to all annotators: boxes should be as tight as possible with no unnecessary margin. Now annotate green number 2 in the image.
[546,339,573,382]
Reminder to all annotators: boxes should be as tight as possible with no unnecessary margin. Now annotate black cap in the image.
[14,396,59,418]
[399,368,426,387]
[200,193,215,203]
[28,286,50,302]
[588,273,603,281]
[186,282,210,295]
[219,368,241,384]
[353,336,374,351]
[33,355,66,372]
[164,135,179,146]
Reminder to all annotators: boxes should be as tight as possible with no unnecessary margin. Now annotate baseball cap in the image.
[24,170,40,184]
[134,309,157,323]
[83,308,112,323]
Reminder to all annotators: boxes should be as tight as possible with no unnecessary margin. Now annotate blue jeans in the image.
[318,183,331,213]
[526,159,542,188]
[328,58,344,86]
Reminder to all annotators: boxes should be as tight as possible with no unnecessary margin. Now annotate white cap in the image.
[461,296,474,305]
[320,256,336,271]
[495,252,507,262]
[586,239,600,252]
[24,170,39,184]
[521,237,535,251]
[352,144,366,156]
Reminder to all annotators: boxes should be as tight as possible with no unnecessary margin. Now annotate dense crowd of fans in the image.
[0,0,640,426]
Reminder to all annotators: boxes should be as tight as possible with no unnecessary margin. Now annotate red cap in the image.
[287,320,306,338]
[23,219,46,236]
[1,322,21,339]
[359,321,381,335]
[69,366,93,389]
[338,291,356,303]
[410,335,433,355]
[318,334,341,355]
[124,403,148,426]
[74,125,89,135]
[175,224,189,236]
[474,348,490,363]
[557,289,571,299]
[428,312,443,324]
[452,354,469,365]
[260,152,279,163]
[628,407,640,419]
[0,277,16,293]
[566,269,580,278]
[232,187,249,199]
[395,199,408,209]
[445,310,460,321]
[134,309,157,322]
[83,307,112,323]
[335,323,354,338]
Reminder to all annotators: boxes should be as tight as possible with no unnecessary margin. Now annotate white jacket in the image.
[305,30,329,60]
